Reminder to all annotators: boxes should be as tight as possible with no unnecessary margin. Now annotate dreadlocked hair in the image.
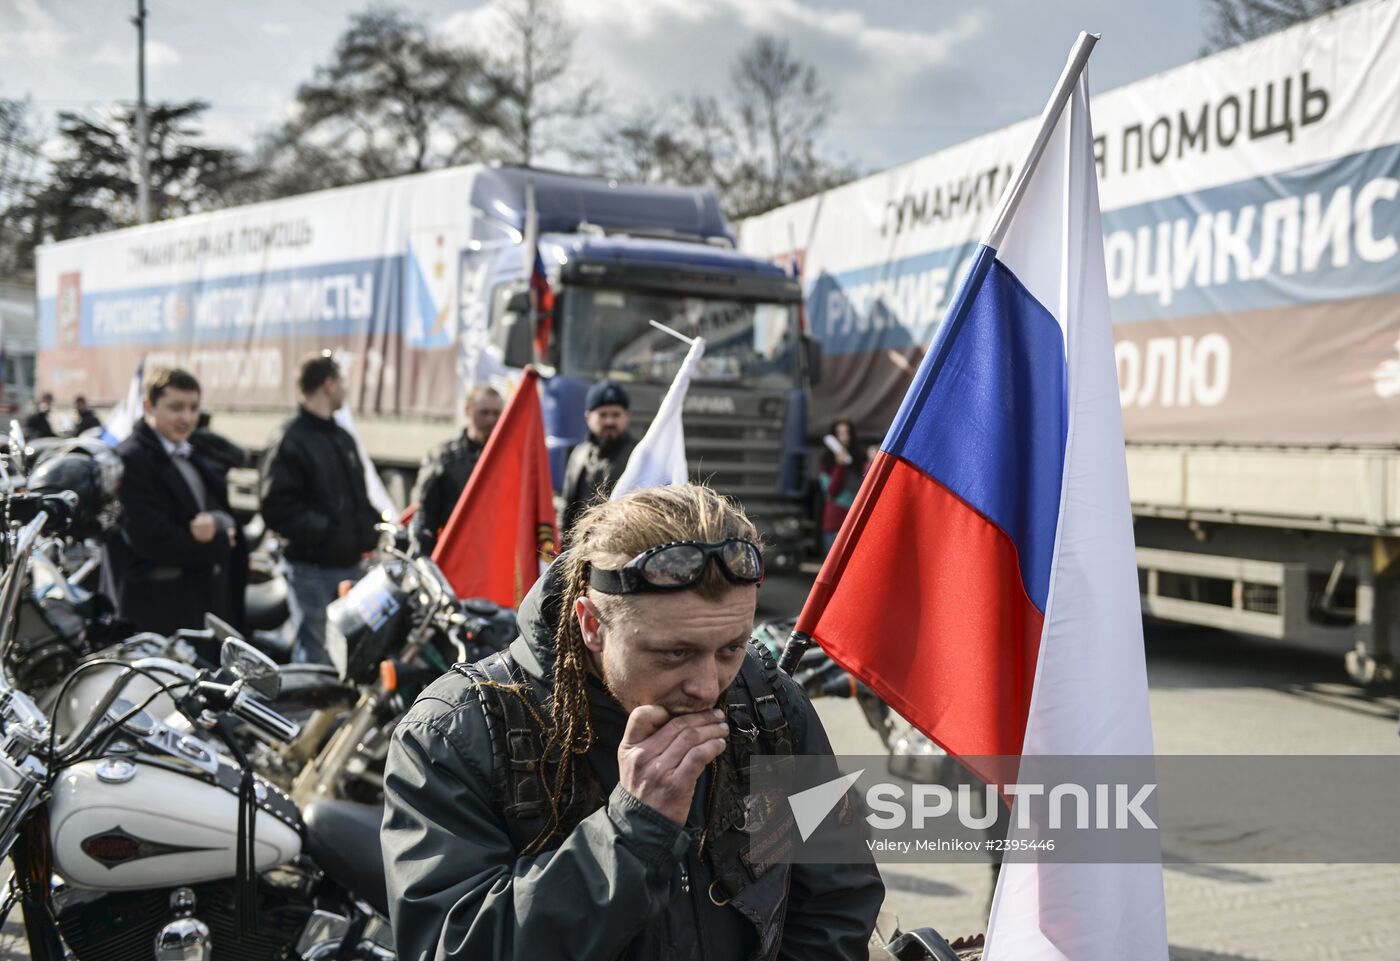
[523,483,760,852]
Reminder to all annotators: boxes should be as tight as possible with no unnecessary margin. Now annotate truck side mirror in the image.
[802,334,823,387]
[501,291,535,369]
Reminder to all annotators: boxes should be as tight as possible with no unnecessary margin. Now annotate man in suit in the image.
[114,368,246,636]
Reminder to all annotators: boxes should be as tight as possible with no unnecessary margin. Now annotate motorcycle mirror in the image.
[219,636,281,700]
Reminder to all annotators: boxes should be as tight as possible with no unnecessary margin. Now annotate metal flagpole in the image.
[982,31,1099,250]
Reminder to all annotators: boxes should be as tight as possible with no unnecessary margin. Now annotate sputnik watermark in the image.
[745,754,1400,865]
[864,781,1157,831]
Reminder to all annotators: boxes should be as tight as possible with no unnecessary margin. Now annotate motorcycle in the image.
[0,501,396,961]
[288,527,516,805]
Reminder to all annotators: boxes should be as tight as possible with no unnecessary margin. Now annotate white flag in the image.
[333,406,397,519]
[98,360,144,446]
[610,337,705,499]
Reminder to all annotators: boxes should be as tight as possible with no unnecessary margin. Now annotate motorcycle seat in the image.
[302,799,388,915]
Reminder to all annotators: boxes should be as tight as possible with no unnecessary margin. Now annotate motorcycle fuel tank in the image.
[49,758,301,889]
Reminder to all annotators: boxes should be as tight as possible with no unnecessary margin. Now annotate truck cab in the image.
[464,168,820,569]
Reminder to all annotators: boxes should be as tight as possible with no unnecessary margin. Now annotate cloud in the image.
[439,0,985,137]
[91,38,183,72]
[0,0,70,57]
[261,20,292,37]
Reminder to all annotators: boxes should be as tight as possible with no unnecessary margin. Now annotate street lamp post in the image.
[133,0,150,224]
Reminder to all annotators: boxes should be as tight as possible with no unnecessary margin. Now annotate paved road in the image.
[812,617,1400,961]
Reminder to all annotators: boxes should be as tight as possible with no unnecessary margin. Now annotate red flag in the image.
[431,369,558,606]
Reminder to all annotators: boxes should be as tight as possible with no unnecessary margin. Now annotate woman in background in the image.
[818,418,870,554]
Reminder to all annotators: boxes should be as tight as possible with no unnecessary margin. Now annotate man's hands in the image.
[618,706,728,826]
[189,512,237,546]
[189,512,217,543]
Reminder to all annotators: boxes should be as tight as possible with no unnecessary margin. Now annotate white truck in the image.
[35,166,820,567]
[740,0,1400,682]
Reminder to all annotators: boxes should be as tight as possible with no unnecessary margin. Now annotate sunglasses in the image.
[588,538,764,595]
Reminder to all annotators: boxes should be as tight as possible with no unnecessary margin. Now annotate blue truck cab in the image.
[460,167,821,569]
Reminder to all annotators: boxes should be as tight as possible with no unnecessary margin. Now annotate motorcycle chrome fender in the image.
[48,757,301,889]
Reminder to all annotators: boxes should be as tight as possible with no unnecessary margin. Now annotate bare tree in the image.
[588,35,852,219]
[730,36,836,212]
[258,7,501,197]
[1201,0,1363,52]
[486,0,600,166]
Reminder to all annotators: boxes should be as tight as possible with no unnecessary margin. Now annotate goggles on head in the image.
[587,538,764,595]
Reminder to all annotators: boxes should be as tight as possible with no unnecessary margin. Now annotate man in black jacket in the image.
[260,352,380,665]
[71,396,102,436]
[383,484,884,961]
[560,378,637,539]
[410,384,503,553]
[114,368,246,635]
[23,392,55,439]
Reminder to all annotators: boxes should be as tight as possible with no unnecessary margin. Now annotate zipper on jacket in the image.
[680,862,690,894]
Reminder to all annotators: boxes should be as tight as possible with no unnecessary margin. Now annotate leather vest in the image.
[455,641,797,960]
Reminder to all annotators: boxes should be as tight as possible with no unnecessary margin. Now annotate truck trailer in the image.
[739,0,1400,681]
[35,166,819,568]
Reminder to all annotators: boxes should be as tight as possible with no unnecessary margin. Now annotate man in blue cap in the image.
[560,378,637,538]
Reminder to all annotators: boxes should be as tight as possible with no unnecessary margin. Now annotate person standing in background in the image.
[71,396,102,436]
[113,368,245,635]
[23,392,55,439]
[410,385,503,554]
[260,352,379,664]
[818,419,869,555]
[559,378,637,539]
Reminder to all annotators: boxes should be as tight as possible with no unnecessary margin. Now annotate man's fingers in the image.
[674,737,728,783]
[649,720,728,773]
[621,705,672,748]
[629,709,724,759]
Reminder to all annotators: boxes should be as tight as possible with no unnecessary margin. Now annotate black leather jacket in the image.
[259,407,379,567]
[381,561,884,961]
[411,431,486,553]
[561,431,637,538]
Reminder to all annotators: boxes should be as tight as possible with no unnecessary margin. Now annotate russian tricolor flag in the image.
[786,36,1168,960]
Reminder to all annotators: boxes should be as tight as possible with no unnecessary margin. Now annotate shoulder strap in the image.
[739,640,794,756]
[453,653,553,850]
[452,652,603,853]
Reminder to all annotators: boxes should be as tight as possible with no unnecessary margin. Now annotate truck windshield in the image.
[561,287,799,388]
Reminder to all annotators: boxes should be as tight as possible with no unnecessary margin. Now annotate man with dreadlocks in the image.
[382,483,884,960]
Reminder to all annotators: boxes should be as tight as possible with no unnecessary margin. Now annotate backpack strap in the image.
[745,640,794,757]
[454,652,553,851]
[705,641,799,901]
[453,652,603,853]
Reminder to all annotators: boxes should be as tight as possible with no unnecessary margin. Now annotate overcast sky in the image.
[1,0,1205,174]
